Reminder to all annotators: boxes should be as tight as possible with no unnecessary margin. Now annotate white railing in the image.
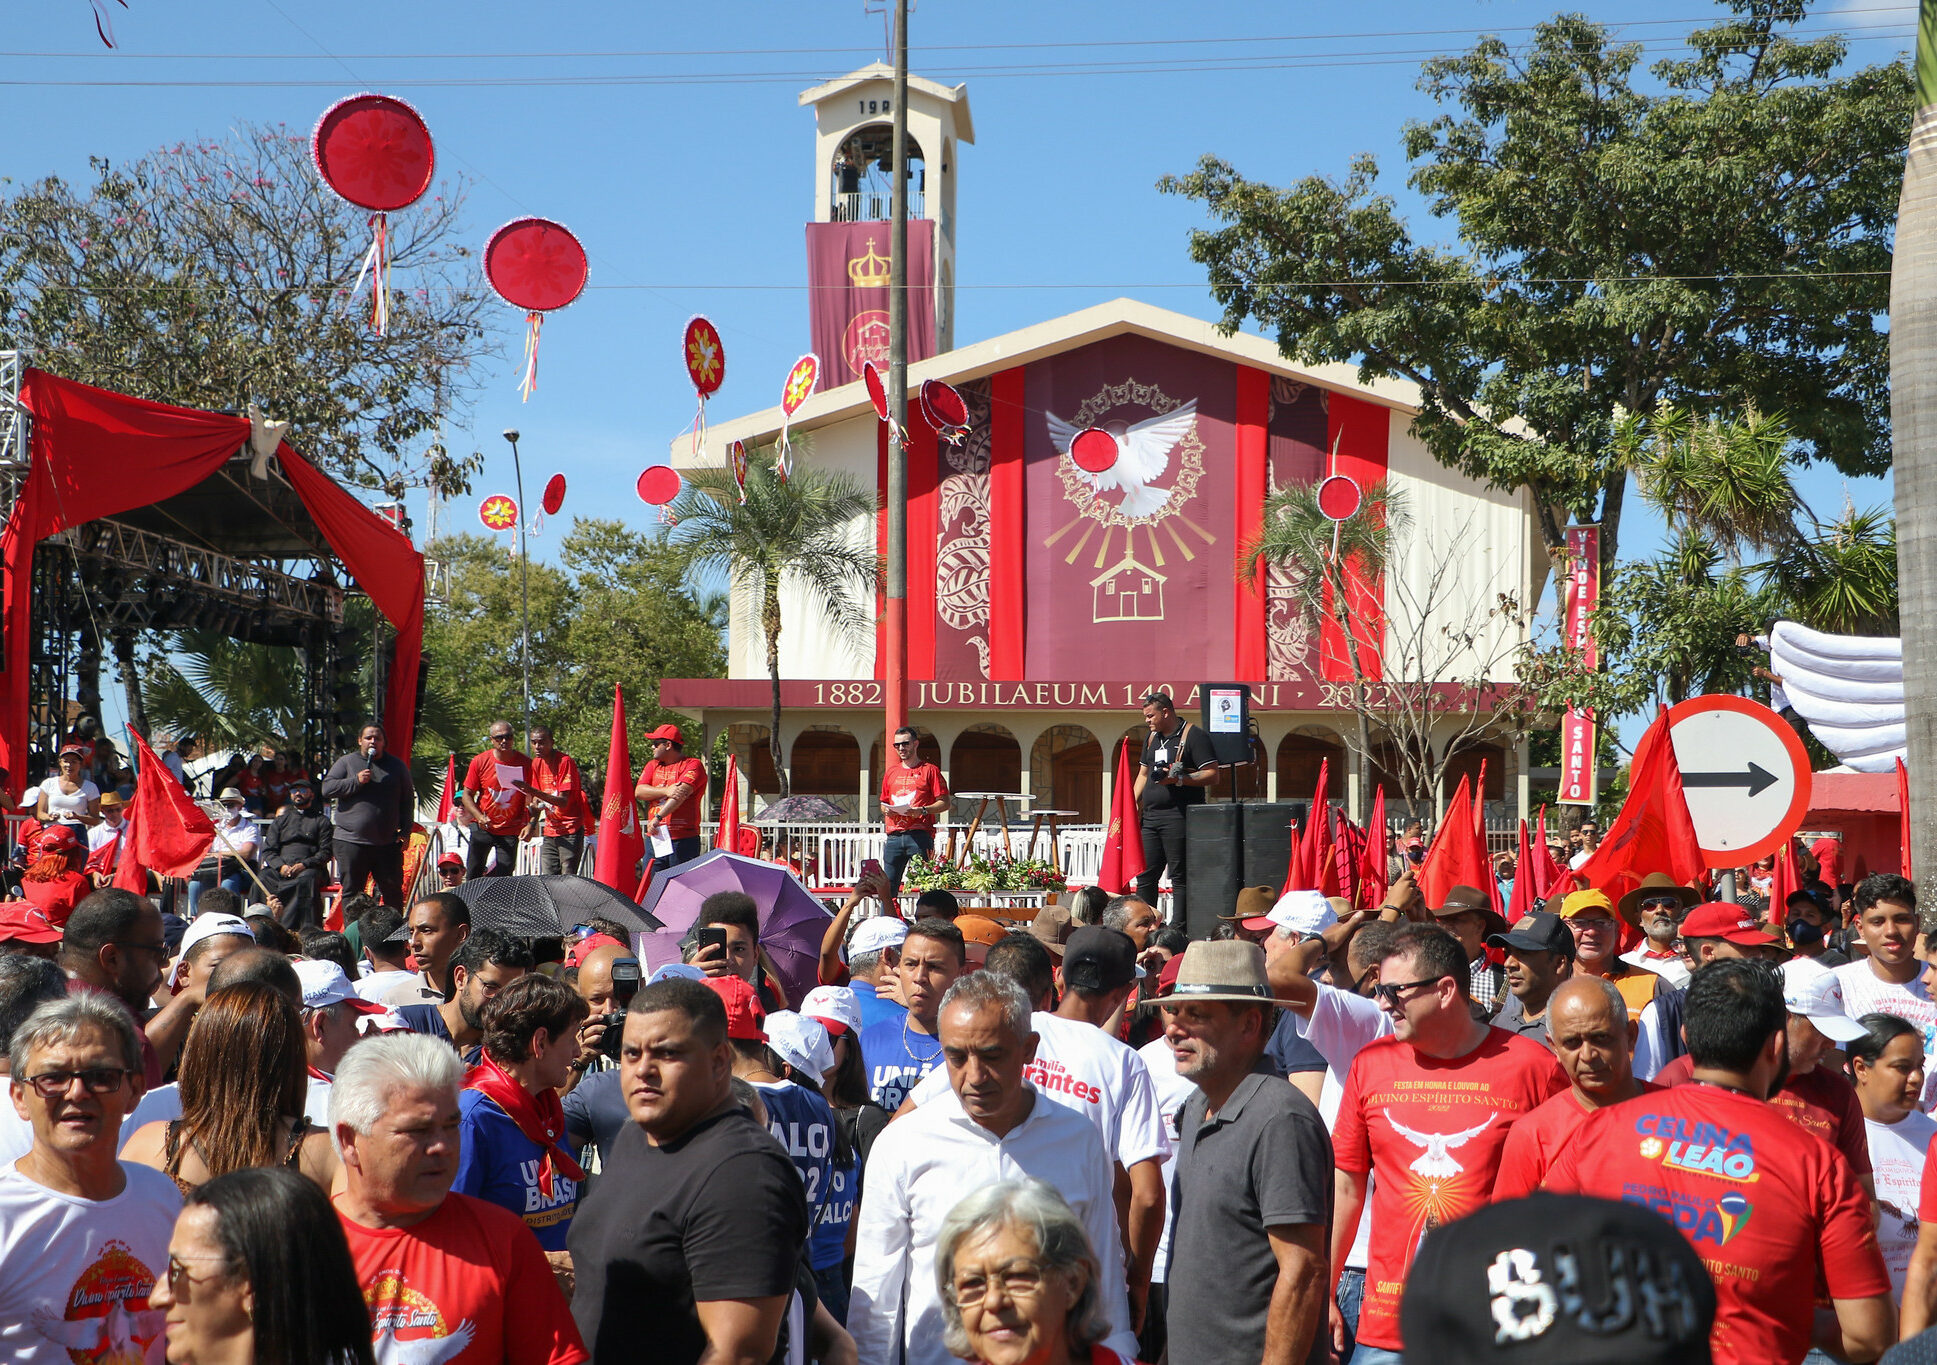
[830,188,926,223]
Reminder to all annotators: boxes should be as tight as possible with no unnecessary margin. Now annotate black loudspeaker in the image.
[1183,804,1243,941]
[1242,803,1304,893]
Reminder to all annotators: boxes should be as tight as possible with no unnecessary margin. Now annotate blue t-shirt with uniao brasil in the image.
[452,1087,579,1250]
[860,1014,944,1111]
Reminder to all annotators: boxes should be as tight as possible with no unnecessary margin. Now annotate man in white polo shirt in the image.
[293,958,387,1124]
[851,971,1136,1365]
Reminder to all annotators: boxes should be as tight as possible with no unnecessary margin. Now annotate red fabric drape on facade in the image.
[2,369,426,780]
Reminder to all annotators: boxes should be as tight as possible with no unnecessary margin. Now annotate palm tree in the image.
[668,452,877,798]
[1243,478,1406,803]
[142,631,307,754]
[1896,12,1937,879]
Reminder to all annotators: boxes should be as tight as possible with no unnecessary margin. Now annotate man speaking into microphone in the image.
[321,720,415,909]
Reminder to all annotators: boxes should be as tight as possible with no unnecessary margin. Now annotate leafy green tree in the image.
[1160,2,1909,573]
[0,123,492,496]
[667,454,876,798]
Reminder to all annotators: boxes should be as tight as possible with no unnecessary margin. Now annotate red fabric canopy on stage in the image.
[0,369,425,779]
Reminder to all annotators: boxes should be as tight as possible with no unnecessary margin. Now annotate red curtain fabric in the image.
[1233,366,1269,678]
[987,367,1027,681]
[3,369,426,780]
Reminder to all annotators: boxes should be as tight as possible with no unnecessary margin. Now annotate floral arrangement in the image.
[901,853,1065,894]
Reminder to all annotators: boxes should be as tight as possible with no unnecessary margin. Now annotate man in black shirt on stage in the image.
[320,722,414,908]
[569,976,808,1365]
[1134,691,1218,932]
[258,777,331,930]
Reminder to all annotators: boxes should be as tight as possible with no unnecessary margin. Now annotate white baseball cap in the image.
[1782,959,1868,1043]
[355,1008,408,1036]
[1267,890,1339,939]
[169,913,255,985]
[848,915,908,959]
[801,985,863,1037]
[293,959,388,1015]
[764,1010,837,1081]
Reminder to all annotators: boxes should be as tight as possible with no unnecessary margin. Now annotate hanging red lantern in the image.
[484,217,589,403]
[312,94,435,335]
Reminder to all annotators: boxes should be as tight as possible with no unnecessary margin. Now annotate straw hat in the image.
[1143,940,1276,1009]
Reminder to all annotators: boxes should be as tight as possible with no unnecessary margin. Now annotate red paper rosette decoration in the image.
[775,353,819,481]
[920,379,970,445]
[485,217,590,403]
[1070,427,1119,474]
[863,361,889,421]
[682,317,726,454]
[637,466,682,525]
[312,93,435,336]
[542,473,567,517]
[479,495,518,532]
[729,441,750,504]
[1316,474,1363,521]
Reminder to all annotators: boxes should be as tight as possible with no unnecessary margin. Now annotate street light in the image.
[502,428,532,749]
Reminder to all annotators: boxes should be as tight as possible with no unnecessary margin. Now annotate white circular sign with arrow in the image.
[1666,694,1814,868]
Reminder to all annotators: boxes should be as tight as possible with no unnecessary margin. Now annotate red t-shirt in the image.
[1545,1084,1889,1365]
[22,871,90,927]
[463,751,532,837]
[1652,1055,1872,1176]
[1333,1027,1568,1351]
[339,1192,586,1365]
[1493,1080,1663,1201]
[530,753,586,837]
[639,756,707,840]
[880,761,948,834]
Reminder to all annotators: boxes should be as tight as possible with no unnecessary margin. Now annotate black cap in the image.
[1400,1193,1715,1365]
[1062,926,1137,994]
[1488,910,1575,959]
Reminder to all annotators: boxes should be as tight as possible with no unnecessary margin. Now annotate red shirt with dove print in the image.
[1332,1028,1567,1352]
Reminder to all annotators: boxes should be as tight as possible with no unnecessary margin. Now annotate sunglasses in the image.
[20,1067,133,1098]
[166,1252,231,1293]
[1370,976,1447,1006]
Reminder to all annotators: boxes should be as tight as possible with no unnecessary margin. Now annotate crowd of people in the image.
[6,703,1937,1365]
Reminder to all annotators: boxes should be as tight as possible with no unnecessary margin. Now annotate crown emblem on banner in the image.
[848,238,892,288]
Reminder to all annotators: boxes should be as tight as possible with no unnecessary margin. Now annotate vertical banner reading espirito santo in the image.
[1559,525,1601,807]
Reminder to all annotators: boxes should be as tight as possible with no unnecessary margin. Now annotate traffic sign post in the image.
[1666,695,1813,874]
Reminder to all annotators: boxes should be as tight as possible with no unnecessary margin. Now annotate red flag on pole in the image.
[1899,757,1913,878]
[1098,738,1147,894]
[1530,805,1565,899]
[1357,786,1389,909]
[1770,836,1802,917]
[1420,776,1490,909]
[1303,758,1331,876]
[714,755,742,853]
[436,752,456,824]
[592,685,646,897]
[115,728,215,890]
[1574,709,1707,909]
[1507,819,1537,920]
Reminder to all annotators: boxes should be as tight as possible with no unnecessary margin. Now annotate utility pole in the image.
[502,429,533,748]
[883,0,910,738]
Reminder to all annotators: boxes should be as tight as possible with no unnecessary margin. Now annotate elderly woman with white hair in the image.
[934,1178,1128,1365]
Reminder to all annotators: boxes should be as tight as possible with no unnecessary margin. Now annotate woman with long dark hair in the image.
[121,980,337,1191]
[1849,1011,1934,1297]
[150,1165,377,1365]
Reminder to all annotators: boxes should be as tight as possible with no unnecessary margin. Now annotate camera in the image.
[596,957,643,1062]
[1149,760,1174,783]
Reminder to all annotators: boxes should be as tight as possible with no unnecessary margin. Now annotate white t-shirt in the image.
[0,1105,32,1168]
[1292,982,1393,1271]
[36,778,97,824]
[1135,1036,1199,1284]
[86,820,124,854]
[1832,961,1937,1109]
[0,1161,182,1364]
[354,969,421,1004]
[1867,1110,1937,1295]
[910,1010,1171,1169]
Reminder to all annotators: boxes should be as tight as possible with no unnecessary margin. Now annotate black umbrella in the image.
[449,875,663,940]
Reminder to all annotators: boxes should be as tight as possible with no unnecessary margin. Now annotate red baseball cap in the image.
[0,903,59,944]
[437,852,463,869]
[566,933,626,968]
[1157,953,1185,995]
[35,825,79,853]
[703,974,767,1042]
[644,724,684,745]
[1680,901,1781,946]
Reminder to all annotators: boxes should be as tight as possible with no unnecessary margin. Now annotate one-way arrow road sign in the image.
[1679,763,1779,799]
[1667,696,1812,867]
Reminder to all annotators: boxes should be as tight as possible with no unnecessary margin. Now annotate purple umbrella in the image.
[637,849,834,1006]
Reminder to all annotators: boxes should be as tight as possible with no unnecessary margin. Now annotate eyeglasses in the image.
[166,1252,232,1293]
[952,1259,1047,1306]
[1371,977,1447,1006]
[489,733,513,743]
[893,740,918,748]
[1638,897,1683,911]
[111,939,170,959]
[20,1067,133,1098]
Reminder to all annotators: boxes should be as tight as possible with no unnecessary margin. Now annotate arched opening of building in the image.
[1029,725,1102,824]
[831,124,926,222]
[725,723,779,799]
[790,727,861,807]
[1277,731,1345,801]
[1442,741,1507,811]
[950,723,1020,796]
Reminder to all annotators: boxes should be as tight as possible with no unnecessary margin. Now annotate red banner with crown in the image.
[806,220,936,390]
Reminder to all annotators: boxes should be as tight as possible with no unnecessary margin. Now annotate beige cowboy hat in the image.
[1143,940,1277,1009]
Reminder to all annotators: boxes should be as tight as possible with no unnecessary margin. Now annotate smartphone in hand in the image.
[695,925,728,954]
[860,858,884,883]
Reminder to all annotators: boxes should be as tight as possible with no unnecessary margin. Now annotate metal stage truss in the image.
[0,352,377,774]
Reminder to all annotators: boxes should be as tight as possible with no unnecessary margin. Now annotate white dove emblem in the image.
[1047,401,1198,519]
[373,1319,476,1365]
[32,1299,166,1361]
[1386,1113,1498,1179]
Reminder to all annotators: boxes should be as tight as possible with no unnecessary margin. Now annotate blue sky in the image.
[7,0,1908,741]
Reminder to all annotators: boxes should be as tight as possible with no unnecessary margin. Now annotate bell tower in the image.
[798,64,973,385]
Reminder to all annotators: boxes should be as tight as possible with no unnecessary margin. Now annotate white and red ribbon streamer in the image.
[519,311,544,403]
[349,212,393,336]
